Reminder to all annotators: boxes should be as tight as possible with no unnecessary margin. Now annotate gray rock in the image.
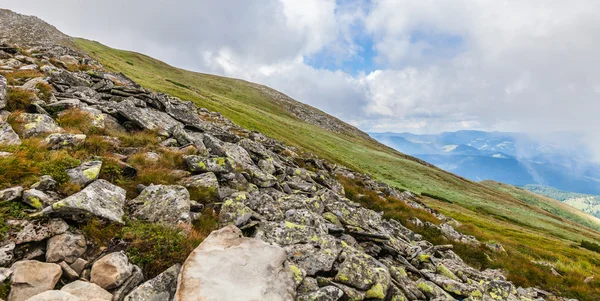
[21,77,47,90]
[183,155,236,174]
[0,74,6,109]
[37,180,126,224]
[0,242,15,267]
[124,264,180,301]
[0,186,23,202]
[333,246,391,297]
[110,97,182,136]
[30,175,58,192]
[18,113,64,138]
[46,232,87,263]
[61,280,113,300]
[9,218,69,245]
[45,99,83,112]
[8,260,62,301]
[23,290,80,301]
[179,173,219,202]
[44,133,86,150]
[154,95,208,130]
[297,286,344,301]
[130,185,191,225]
[0,121,21,145]
[112,265,143,301]
[174,225,295,301]
[0,267,12,282]
[66,160,102,187]
[172,126,207,154]
[22,189,55,210]
[90,252,134,290]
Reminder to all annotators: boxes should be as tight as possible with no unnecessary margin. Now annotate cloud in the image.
[4,0,600,161]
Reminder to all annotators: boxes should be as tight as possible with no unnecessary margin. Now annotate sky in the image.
[4,1,600,158]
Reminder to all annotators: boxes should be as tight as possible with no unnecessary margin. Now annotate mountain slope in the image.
[523,185,600,218]
[53,35,600,300]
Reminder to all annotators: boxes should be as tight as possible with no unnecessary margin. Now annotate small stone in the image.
[0,186,23,202]
[46,232,87,263]
[58,261,79,281]
[30,175,58,192]
[111,265,143,301]
[18,113,63,138]
[90,251,134,290]
[10,219,69,245]
[22,189,54,210]
[44,133,86,150]
[70,258,88,275]
[0,121,21,146]
[124,264,180,301]
[0,267,12,282]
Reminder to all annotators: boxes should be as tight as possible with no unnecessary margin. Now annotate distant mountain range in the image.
[523,185,600,218]
[370,130,600,195]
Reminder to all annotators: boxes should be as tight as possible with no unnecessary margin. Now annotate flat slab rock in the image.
[174,225,296,301]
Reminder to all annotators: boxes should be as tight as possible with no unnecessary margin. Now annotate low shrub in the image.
[5,88,35,111]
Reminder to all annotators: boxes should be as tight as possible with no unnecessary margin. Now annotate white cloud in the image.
[4,0,600,160]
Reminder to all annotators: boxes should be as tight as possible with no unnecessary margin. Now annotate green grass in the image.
[74,38,600,299]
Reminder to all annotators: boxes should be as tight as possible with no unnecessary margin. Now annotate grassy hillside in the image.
[524,184,600,218]
[75,39,600,299]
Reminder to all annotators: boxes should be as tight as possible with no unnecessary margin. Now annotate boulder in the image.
[24,291,80,301]
[110,97,182,136]
[22,189,55,210]
[61,280,113,301]
[130,184,191,225]
[333,246,391,298]
[183,155,236,174]
[90,252,134,290]
[8,260,62,301]
[43,133,86,150]
[37,180,127,223]
[0,74,6,109]
[0,186,23,202]
[66,160,102,187]
[174,225,295,301]
[9,218,69,245]
[18,113,64,138]
[124,264,181,301]
[46,232,87,263]
[0,121,21,145]
[179,173,219,202]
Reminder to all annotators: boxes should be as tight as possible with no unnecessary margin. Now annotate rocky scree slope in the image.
[0,40,579,301]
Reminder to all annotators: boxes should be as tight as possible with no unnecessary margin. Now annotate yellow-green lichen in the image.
[417,282,434,293]
[365,283,385,299]
[83,165,101,180]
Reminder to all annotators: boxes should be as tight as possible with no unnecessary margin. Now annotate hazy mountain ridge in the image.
[370,130,600,195]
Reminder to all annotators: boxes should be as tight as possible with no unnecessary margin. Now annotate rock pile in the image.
[0,41,575,301]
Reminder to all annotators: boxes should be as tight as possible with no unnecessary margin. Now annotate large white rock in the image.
[61,280,113,300]
[8,260,62,301]
[174,225,295,301]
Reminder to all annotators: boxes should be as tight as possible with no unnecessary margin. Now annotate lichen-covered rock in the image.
[30,175,58,192]
[0,121,21,145]
[172,126,207,154]
[179,172,219,201]
[130,184,191,225]
[24,290,80,301]
[46,232,86,263]
[18,113,64,138]
[66,160,102,187]
[22,189,55,210]
[112,265,144,301]
[37,180,126,223]
[91,251,134,290]
[183,155,236,174]
[124,263,180,301]
[174,225,295,301]
[8,260,62,301]
[333,246,391,299]
[0,186,23,202]
[43,133,86,150]
[61,280,113,300]
[297,286,344,301]
[9,218,69,245]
